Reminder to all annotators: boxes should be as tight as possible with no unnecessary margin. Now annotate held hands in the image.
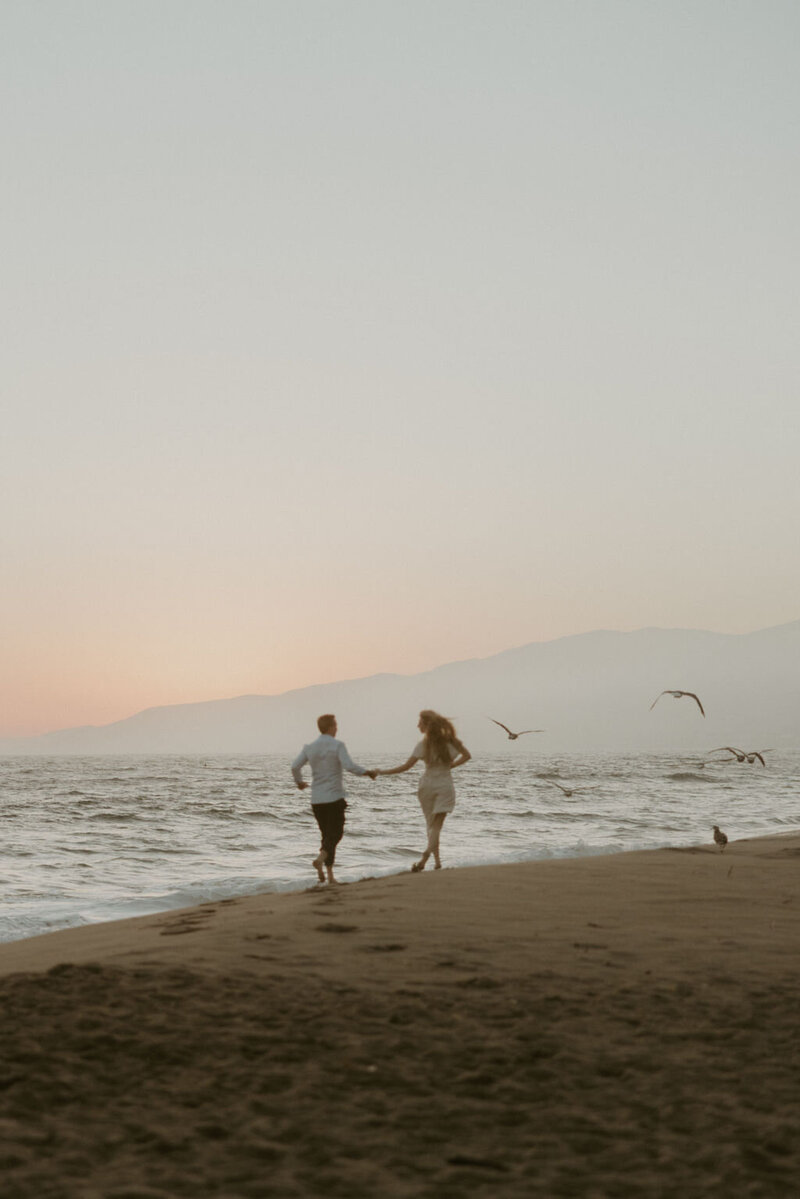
[296,780,309,790]
[365,769,378,780]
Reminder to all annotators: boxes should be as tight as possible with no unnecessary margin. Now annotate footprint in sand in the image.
[148,906,219,935]
[360,943,408,953]
[315,922,359,934]
[159,922,206,936]
[156,909,217,936]
[447,1154,509,1173]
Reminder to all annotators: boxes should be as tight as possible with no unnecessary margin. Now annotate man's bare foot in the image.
[312,853,326,883]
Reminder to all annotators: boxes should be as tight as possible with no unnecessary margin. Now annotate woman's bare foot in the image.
[312,852,326,883]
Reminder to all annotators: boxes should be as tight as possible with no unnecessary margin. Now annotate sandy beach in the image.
[1,832,798,1198]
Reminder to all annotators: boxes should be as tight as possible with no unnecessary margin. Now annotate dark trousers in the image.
[312,798,347,868]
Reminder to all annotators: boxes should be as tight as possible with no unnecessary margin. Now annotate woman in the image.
[377,710,471,872]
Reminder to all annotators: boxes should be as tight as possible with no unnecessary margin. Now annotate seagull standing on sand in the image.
[713,825,728,852]
[650,690,705,717]
[545,781,597,798]
[489,719,545,740]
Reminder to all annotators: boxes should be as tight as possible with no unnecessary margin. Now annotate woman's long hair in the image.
[419,710,464,767]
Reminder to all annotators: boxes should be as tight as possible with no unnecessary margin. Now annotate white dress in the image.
[413,738,459,821]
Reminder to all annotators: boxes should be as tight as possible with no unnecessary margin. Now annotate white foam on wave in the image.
[0,750,797,944]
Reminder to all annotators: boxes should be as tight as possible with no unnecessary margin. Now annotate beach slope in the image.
[1,832,799,1197]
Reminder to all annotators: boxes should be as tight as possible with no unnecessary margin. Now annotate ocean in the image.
[1,749,798,944]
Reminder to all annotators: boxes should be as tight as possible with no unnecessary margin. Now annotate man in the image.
[291,714,376,884]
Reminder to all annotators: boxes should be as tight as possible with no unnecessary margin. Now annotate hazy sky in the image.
[3,1,799,736]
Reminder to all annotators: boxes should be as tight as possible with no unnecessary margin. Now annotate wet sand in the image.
[1,831,799,1197]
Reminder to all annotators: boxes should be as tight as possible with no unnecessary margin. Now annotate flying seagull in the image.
[489,719,546,740]
[709,746,747,762]
[650,690,705,717]
[709,747,769,766]
[713,825,728,852]
[545,781,597,798]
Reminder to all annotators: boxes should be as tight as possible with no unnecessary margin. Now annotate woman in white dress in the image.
[377,710,471,872]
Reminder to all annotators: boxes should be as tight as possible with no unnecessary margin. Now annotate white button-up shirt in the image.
[291,734,368,804]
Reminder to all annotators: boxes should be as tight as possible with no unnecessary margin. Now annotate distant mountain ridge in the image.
[2,621,799,755]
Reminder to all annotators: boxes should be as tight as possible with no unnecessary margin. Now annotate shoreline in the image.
[4,820,794,952]
[1,829,798,975]
[1,831,798,1195]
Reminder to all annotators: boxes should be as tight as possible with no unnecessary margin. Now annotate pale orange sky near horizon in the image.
[3,2,799,738]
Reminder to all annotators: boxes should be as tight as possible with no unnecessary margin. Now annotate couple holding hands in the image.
[291,710,471,884]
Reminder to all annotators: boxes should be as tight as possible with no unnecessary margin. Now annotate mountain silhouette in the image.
[2,621,798,755]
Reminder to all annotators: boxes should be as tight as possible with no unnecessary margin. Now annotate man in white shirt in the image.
[291,713,376,884]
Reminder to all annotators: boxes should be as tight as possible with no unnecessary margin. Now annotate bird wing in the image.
[684,692,705,716]
[649,692,668,710]
[710,747,744,757]
[546,781,567,794]
[489,719,513,735]
[750,752,766,767]
[517,729,545,736]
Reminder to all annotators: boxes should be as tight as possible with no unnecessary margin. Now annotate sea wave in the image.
[0,750,797,943]
[666,772,718,783]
